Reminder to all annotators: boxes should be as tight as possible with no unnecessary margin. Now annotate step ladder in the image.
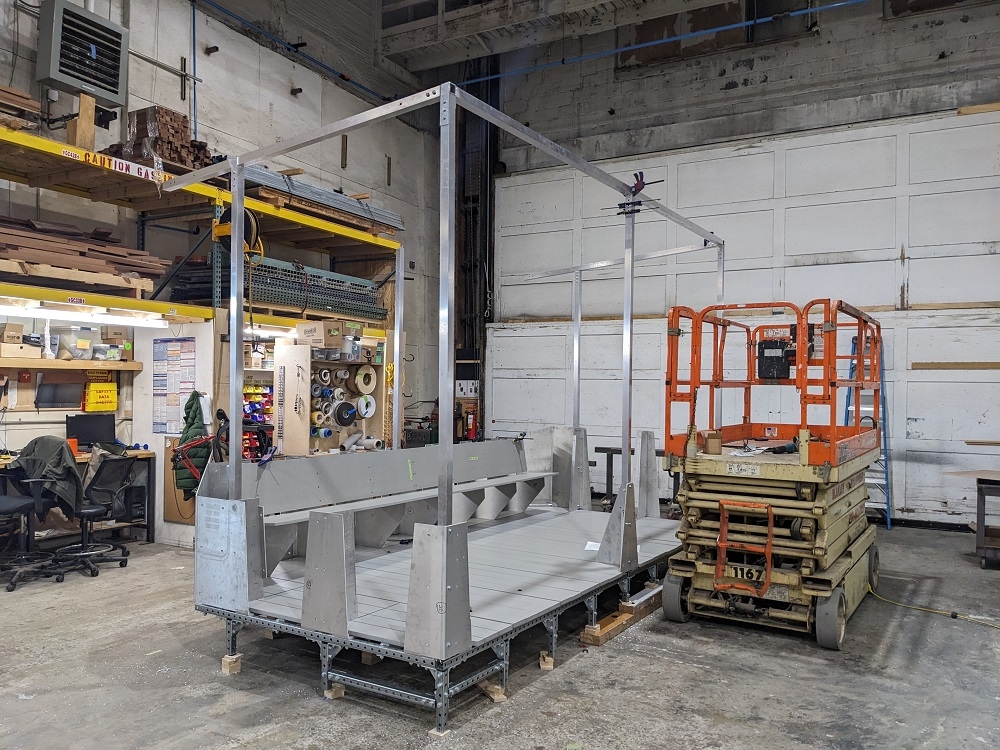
[843,336,892,528]
[713,499,774,596]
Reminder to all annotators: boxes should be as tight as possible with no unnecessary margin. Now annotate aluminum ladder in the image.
[843,336,893,528]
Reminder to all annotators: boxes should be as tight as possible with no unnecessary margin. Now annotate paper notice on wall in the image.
[152,337,196,434]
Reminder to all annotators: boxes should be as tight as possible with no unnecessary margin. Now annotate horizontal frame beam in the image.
[512,244,714,281]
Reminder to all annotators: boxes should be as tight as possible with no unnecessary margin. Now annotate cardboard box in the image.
[0,342,41,358]
[102,325,129,340]
[0,322,23,344]
[296,320,343,349]
[704,431,722,455]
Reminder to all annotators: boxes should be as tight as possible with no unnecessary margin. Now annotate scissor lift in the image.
[661,300,882,650]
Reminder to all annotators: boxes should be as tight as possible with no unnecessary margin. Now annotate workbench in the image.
[594,445,674,501]
[0,449,157,543]
[947,470,1000,569]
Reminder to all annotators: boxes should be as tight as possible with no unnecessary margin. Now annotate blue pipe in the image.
[460,0,870,87]
[193,0,392,101]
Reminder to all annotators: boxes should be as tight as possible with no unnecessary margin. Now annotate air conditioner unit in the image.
[36,0,129,109]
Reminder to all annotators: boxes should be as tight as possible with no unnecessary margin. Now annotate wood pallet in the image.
[579,585,663,646]
[247,185,397,237]
[0,258,151,295]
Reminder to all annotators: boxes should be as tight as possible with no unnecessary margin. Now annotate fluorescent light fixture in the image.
[0,304,169,328]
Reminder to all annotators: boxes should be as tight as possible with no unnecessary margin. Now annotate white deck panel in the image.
[249,509,680,647]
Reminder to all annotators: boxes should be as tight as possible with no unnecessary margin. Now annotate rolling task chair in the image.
[56,455,136,574]
[0,436,82,591]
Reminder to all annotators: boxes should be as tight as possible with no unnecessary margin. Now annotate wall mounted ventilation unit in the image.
[36,0,129,109]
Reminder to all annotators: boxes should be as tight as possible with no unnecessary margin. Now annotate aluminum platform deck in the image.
[250,509,679,646]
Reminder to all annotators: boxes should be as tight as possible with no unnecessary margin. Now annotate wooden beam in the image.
[910,362,1000,370]
[67,94,96,151]
[957,102,1000,116]
[28,164,97,189]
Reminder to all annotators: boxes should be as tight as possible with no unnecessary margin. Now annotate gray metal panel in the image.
[253,440,533,516]
[570,428,591,512]
[475,484,515,520]
[301,511,356,637]
[633,431,658,520]
[522,428,554,504]
[194,495,250,613]
[355,505,406,548]
[245,496,265,603]
[264,523,298,577]
[453,489,483,523]
[596,483,639,571]
[244,164,404,230]
[509,477,545,514]
[403,523,472,659]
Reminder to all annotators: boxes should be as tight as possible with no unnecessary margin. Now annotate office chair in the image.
[56,456,136,575]
[0,454,77,592]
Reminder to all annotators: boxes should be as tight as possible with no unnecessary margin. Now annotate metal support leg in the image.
[433,668,451,735]
[647,565,658,583]
[618,577,631,601]
[543,614,558,660]
[585,595,598,628]
[226,620,244,656]
[320,643,343,691]
[491,640,510,689]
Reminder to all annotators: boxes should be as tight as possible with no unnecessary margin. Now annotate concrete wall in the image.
[487,108,1000,525]
[497,1,1000,173]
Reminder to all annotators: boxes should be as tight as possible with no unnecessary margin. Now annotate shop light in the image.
[0,303,169,329]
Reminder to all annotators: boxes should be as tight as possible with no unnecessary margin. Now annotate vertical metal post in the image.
[229,159,245,500]
[572,270,582,429]
[437,85,457,525]
[716,242,725,303]
[621,205,636,486]
[392,245,406,449]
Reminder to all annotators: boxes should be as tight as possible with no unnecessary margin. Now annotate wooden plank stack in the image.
[101,105,215,170]
[0,216,171,291]
[0,85,40,131]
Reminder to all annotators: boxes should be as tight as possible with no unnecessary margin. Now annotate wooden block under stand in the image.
[538,650,554,671]
[579,586,663,646]
[323,684,345,700]
[221,654,242,674]
[476,679,508,703]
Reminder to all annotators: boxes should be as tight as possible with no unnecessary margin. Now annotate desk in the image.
[594,445,675,501]
[0,450,157,543]
[947,470,1000,569]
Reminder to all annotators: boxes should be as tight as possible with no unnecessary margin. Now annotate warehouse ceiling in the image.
[379,0,728,72]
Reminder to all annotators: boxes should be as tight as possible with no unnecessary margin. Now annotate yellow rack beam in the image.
[0,281,215,320]
[0,127,401,251]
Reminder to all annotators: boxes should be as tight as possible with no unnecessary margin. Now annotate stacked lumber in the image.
[0,85,40,130]
[101,105,215,169]
[0,216,171,281]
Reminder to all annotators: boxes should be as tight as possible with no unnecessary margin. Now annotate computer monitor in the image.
[66,414,116,450]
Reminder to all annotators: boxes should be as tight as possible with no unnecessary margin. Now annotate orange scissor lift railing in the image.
[664,299,883,470]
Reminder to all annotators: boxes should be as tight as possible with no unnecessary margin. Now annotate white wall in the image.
[132,320,215,548]
[488,109,1000,524]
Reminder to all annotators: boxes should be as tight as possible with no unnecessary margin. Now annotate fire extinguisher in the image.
[466,410,476,441]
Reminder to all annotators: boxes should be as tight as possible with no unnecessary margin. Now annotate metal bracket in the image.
[226,620,245,655]
[595,482,639,571]
[542,614,559,660]
[584,595,598,628]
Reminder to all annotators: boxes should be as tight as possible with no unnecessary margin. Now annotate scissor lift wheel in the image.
[662,574,691,623]
[868,545,879,592]
[815,587,847,650]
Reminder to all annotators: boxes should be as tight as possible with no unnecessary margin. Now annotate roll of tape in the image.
[311,410,324,426]
[355,365,377,395]
[323,413,335,426]
[333,387,347,402]
[335,369,351,383]
[356,394,377,419]
[317,368,332,385]
[312,398,323,410]
[319,428,333,439]
[334,400,357,427]
[311,383,322,397]
[320,388,333,399]
[321,401,335,417]
[310,426,319,437]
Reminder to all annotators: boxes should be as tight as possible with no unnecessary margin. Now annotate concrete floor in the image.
[1,526,997,750]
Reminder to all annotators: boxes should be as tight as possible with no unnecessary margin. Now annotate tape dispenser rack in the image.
[309,362,380,445]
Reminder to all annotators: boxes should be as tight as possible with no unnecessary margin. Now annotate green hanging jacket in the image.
[174,390,209,499]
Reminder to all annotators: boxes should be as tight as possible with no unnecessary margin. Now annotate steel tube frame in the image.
[572,271,581,429]
[437,88,458,524]
[169,79,722,520]
[621,207,636,485]
[392,246,406,449]
[229,159,245,499]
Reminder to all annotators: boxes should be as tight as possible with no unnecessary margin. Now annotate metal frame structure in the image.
[166,82,724,516]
